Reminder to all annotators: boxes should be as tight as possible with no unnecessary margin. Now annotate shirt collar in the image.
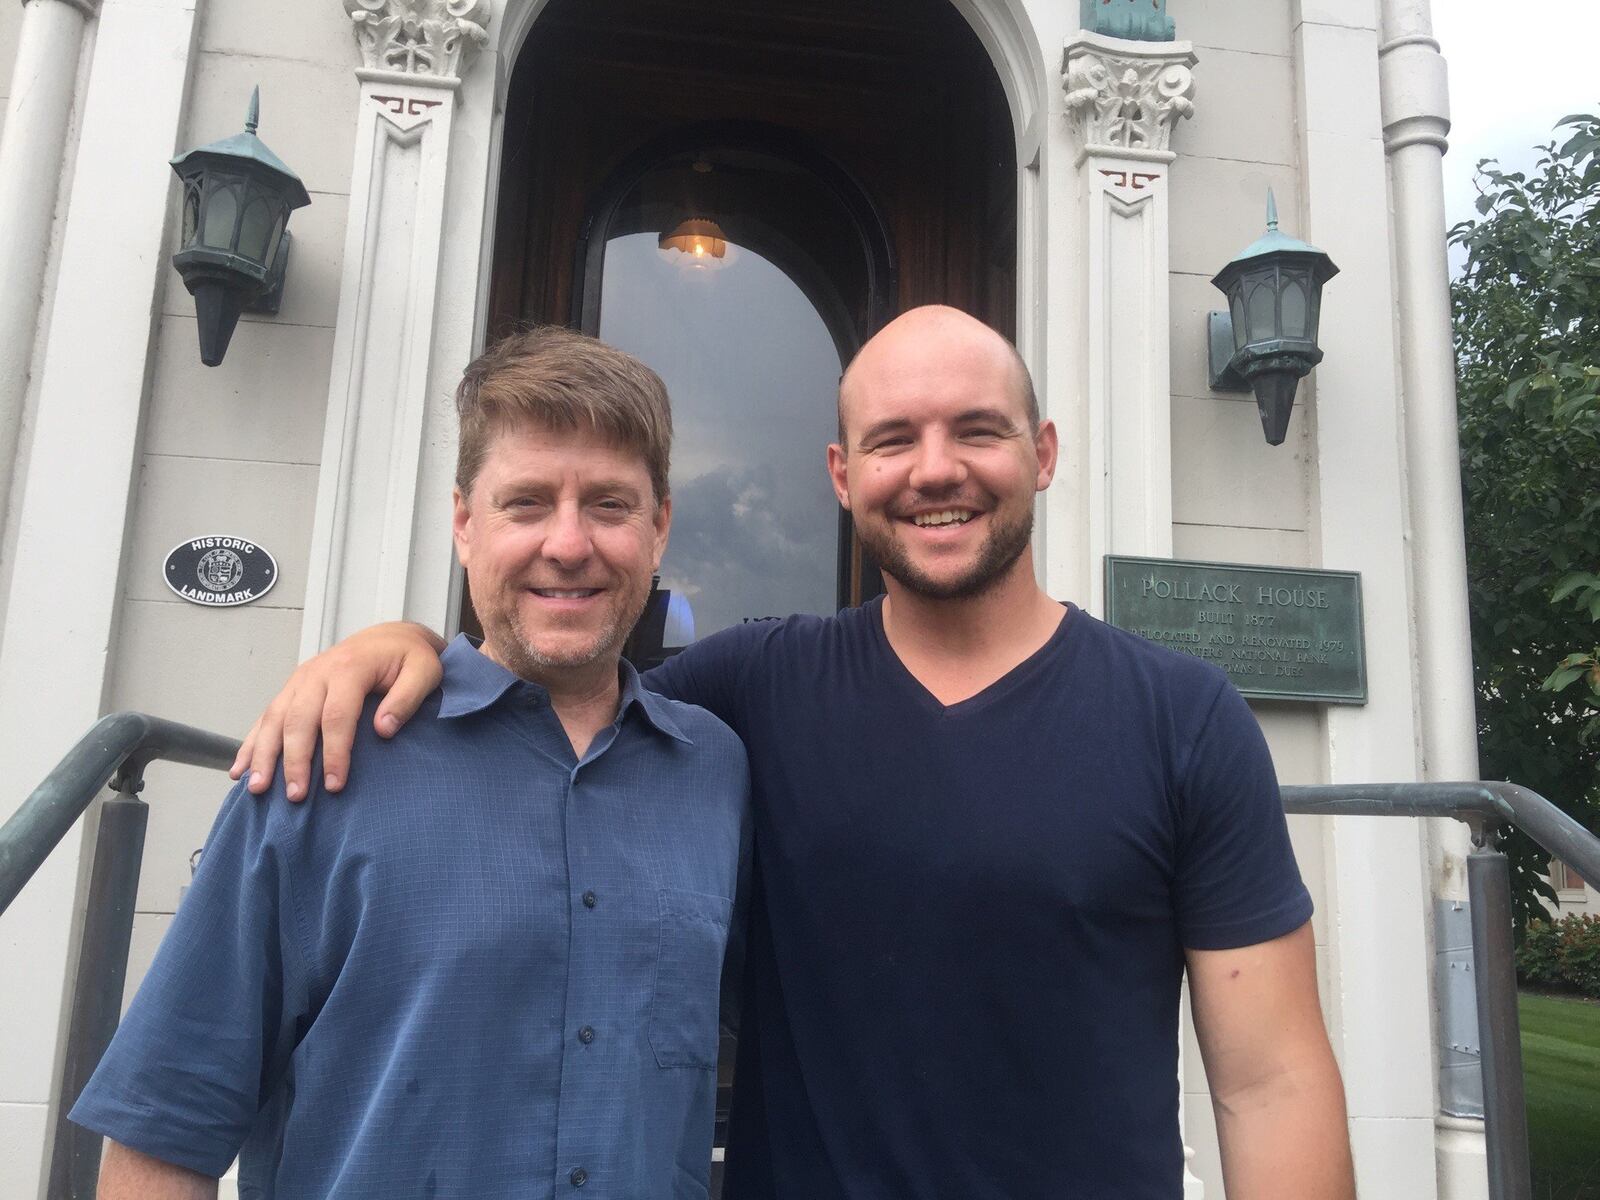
[436,634,692,744]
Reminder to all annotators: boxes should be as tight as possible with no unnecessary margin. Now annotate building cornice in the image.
[345,0,492,84]
[1062,32,1197,163]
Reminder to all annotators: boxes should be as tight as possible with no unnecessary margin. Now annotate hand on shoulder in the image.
[229,621,446,802]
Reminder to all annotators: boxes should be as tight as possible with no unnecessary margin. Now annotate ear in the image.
[826,443,852,510]
[651,494,673,567]
[451,487,473,568]
[1032,419,1059,492]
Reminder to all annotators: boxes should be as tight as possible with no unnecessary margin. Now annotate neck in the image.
[483,642,623,758]
[879,548,1065,664]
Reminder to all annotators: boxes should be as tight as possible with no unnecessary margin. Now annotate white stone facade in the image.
[0,1,1483,1197]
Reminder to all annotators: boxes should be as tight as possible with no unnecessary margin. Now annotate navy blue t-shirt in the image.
[645,598,1312,1200]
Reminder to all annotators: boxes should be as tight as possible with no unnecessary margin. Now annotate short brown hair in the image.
[455,326,672,503]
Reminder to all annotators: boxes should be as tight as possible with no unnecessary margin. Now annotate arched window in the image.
[575,124,895,666]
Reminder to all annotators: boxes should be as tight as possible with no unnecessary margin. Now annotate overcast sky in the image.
[1433,2,1600,237]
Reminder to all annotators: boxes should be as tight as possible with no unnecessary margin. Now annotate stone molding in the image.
[345,0,492,83]
[1378,33,1450,155]
[1063,32,1196,161]
[47,0,100,18]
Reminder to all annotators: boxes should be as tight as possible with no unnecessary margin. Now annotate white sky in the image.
[1433,1,1600,232]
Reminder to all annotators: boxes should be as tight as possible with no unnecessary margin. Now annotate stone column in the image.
[300,0,494,656]
[1377,3,1488,1194]
[0,0,99,586]
[0,1,202,1190]
[1293,3,1440,1195]
[1061,31,1195,613]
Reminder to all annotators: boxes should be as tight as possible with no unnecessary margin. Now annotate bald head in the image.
[837,306,1037,448]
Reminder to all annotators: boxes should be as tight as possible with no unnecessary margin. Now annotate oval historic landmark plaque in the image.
[163,536,278,607]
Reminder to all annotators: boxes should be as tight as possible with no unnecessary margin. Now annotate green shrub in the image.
[1556,913,1600,997]
[1518,919,1567,988]
[1518,913,1600,998]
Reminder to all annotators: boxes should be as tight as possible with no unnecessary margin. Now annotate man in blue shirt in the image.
[234,307,1356,1198]
[71,328,750,1198]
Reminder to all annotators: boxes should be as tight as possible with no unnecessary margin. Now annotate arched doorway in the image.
[467,0,1018,648]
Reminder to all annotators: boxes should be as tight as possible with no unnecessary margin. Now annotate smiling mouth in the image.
[908,509,977,527]
[531,588,603,599]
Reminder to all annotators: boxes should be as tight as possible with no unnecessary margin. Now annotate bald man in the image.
[235,308,1354,1199]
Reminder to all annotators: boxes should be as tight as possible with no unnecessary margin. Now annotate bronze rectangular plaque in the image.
[1103,556,1367,704]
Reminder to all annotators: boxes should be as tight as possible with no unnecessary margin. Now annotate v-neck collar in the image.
[866,594,1079,718]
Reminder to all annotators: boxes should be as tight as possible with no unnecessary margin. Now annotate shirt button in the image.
[582,890,597,909]
[578,1025,595,1045]
[570,1167,588,1187]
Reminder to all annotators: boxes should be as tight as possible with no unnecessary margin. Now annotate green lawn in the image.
[1521,992,1600,1200]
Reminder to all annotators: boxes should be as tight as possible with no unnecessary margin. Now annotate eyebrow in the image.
[493,477,647,500]
[858,408,1020,445]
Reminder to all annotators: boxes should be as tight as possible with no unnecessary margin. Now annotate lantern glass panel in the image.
[1247,277,1278,344]
[1281,274,1309,339]
[1229,290,1247,351]
[182,183,201,246]
[238,195,277,264]
[202,181,241,250]
[1305,283,1324,343]
[264,212,286,271]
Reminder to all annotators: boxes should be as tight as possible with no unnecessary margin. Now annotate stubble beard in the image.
[476,580,652,682]
[860,505,1034,601]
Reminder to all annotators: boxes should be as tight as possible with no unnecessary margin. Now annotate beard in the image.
[859,504,1034,601]
[473,575,653,682]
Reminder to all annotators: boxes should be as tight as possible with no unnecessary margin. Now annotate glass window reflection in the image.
[599,230,843,654]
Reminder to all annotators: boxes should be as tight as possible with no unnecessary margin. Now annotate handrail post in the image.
[47,772,150,1200]
[1467,826,1533,1200]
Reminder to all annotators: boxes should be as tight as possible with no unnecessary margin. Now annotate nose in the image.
[540,501,593,568]
[908,430,966,493]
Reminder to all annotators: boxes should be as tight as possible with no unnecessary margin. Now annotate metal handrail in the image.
[1282,781,1600,884]
[0,711,238,1199]
[1282,781,1600,1200]
[3,716,1597,1200]
[0,712,238,913]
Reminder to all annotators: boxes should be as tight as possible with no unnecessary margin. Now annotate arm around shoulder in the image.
[232,620,446,801]
[98,1140,218,1200]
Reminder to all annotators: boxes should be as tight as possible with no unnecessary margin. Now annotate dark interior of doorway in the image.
[489,0,1018,337]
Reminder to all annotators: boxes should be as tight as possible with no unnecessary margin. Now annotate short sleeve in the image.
[68,781,309,1176]
[1173,681,1314,951]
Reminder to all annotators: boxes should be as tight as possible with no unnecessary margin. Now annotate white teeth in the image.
[911,510,974,527]
[535,589,599,599]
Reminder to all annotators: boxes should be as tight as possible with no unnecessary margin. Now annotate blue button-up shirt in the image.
[72,636,749,1199]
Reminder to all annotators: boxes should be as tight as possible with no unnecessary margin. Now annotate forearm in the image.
[1211,1056,1354,1200]
[98,1140,218,1200]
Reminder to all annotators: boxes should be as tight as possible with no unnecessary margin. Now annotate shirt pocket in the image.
[649,888,734,1069]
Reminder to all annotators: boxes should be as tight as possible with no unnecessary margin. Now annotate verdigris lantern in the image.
[169,87,310,367]
[1080,0,1175,42]
[1208,192,1339,445]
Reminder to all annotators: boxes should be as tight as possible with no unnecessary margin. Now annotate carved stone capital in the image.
[1063,33,1197,161]
[345,0,492,82]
